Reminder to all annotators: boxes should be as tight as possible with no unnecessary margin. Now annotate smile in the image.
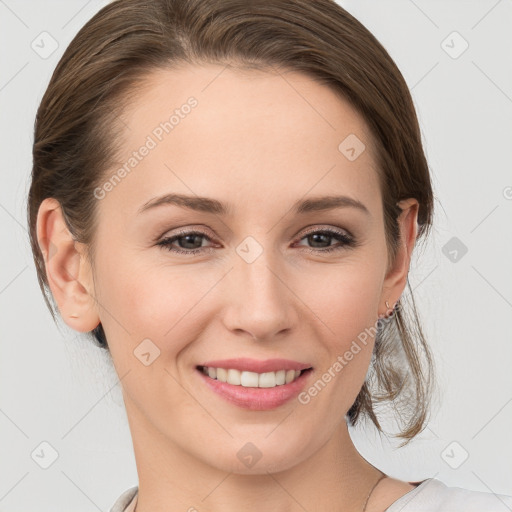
[196,359,314,410]
[199,366,308,388]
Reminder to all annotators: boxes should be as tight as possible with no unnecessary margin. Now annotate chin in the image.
[195,429,318,476]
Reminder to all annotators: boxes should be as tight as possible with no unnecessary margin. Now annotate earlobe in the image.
[378,198,419,318]
[36,198,100,332]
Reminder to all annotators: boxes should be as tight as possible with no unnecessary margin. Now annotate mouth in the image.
[195,360,313,410]
[197,365,312,388]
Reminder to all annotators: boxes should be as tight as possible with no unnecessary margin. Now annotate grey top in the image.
[110,477,512,512]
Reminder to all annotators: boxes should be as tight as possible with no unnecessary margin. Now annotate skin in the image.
[37,64,420,512]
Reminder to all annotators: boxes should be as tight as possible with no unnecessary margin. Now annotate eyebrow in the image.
[138,193,370,216]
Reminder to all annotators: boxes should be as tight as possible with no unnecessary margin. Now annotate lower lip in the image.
[197,368,313,410]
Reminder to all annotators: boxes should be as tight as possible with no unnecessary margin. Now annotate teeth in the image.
[227,368,241,385]
[259,372,276,388]
[240,371,259,387]
[216,368,228,382]
[201,367,307,388]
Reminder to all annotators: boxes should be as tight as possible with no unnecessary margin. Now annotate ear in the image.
[36,198,100,332]
[379,198,419,317]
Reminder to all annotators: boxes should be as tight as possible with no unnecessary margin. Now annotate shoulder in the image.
[385,478,512,512]
[110,486,138,512]
[108,480,512,512]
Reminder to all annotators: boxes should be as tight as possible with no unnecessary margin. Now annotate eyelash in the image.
[156,227,357,256]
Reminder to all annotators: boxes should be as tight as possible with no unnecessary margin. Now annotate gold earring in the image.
[387,299,397,318]
[379,299,396,320]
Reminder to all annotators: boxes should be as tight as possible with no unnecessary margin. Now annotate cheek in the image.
[297,258,383,407]
[94,252,220,360]
[303,254,383,338]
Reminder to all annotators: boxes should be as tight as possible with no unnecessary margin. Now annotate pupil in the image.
[182,234,202,249]
[310,233,329,247]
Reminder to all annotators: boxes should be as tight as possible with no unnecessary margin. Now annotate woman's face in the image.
[59,64,417,473]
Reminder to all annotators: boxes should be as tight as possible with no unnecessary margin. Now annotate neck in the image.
[126,402,383,512]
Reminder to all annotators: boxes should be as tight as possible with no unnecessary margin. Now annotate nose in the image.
[220,249,299,342]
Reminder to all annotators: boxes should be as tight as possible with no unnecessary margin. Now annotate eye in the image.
[156,227,357,256]
[294,227,356,254]
[156,230,216,255]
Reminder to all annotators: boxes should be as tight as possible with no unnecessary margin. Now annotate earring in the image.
[379,300,395,320]
[387,300,397,318]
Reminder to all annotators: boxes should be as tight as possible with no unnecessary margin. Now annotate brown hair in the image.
[28,0,435,445]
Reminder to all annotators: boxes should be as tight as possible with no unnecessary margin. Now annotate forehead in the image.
[101,63,381,220]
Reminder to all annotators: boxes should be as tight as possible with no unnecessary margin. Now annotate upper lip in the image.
[198,358,313,373]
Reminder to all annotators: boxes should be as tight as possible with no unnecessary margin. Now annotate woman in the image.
[27,0,512,511]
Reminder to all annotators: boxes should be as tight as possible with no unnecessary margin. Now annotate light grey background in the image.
[1,1,511,510]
